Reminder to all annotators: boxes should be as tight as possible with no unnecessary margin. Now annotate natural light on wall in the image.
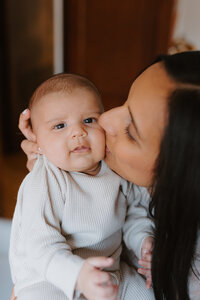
[53,0,64,74]
[171,0,200,52]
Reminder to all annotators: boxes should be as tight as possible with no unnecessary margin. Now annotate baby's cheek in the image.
[39,140,61,162]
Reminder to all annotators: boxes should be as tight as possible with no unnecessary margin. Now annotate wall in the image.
[173,0,200,49]
[1,0,53,153]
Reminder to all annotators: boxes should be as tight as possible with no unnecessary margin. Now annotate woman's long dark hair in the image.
[150,51,200,300]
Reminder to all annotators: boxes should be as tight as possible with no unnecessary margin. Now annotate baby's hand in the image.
[138,236,154,289]
[76,257,119,300]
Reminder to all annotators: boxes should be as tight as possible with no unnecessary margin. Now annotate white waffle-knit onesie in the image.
[9,155,155,300]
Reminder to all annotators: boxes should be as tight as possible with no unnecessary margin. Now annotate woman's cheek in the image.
[115,140,138,166]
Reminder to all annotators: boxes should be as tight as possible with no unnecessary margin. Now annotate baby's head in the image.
[29,73,105,175]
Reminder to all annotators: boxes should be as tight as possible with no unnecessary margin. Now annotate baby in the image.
[9,74,154,300]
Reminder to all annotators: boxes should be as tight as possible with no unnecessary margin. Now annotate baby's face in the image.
[31,89,105,175]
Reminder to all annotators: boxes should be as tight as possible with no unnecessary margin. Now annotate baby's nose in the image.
[71,126,87,138]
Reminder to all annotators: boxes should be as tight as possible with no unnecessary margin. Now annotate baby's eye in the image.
[54,123,67,130]
[83,118,96,124]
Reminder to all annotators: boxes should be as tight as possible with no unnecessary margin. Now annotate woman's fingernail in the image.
[22,108,28,115]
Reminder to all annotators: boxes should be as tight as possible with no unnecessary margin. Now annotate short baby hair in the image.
[29,73,103,111]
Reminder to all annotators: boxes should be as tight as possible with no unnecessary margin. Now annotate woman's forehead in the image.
[128,62,175,111]
[130,62,174,95]
[127,63,174,142]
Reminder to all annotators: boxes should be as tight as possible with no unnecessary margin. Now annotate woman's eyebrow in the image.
[127,105,141,139]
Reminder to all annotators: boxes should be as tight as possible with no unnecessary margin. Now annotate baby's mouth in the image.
[71,146,91,153]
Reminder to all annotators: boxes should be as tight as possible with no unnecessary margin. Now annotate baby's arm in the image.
[123,184,154,258]
[122,184,154,288]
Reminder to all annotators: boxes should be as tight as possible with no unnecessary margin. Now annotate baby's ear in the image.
[27,128,37,143]
[28,119,38,143]
[30,133,37,143]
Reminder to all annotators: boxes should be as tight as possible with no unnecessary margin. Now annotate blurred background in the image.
[0,0,200,219]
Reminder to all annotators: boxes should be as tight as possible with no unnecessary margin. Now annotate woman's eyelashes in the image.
[124,126,135,141]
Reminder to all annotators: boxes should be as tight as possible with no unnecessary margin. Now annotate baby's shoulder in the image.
[21,155,70,194]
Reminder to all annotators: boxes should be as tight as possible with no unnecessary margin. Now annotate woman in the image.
[18,51,200,300]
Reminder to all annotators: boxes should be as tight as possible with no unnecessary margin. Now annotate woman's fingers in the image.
[138,258,151,269]
[18,109,36,141]
[26,157,37,172]
[19,109,39,171]
[20,139,40,156]
[138,268,152,289]
[146,276,152,290]
[21,139,41,171]
[137,267,151,277]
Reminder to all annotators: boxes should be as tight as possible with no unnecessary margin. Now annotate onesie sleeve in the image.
[123,184,154,259]
[9,156,84,300]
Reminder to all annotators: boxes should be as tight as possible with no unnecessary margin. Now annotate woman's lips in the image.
[71,146,91,153]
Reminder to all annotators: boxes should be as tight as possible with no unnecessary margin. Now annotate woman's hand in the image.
[76,257,119,300]
[19,109,41,171]
[19,109,36,142]
[138,236,154,289]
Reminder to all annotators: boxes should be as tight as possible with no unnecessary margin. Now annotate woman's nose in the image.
[99,106,123,136]
[71,125,87,139]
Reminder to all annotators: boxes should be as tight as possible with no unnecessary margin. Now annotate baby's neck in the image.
[82,162,101,176]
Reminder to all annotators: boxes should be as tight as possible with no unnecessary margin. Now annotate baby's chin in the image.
[46,153,105,175]
[58,161,101,175]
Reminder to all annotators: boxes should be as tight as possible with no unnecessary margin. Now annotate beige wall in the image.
[174,0,200,49]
